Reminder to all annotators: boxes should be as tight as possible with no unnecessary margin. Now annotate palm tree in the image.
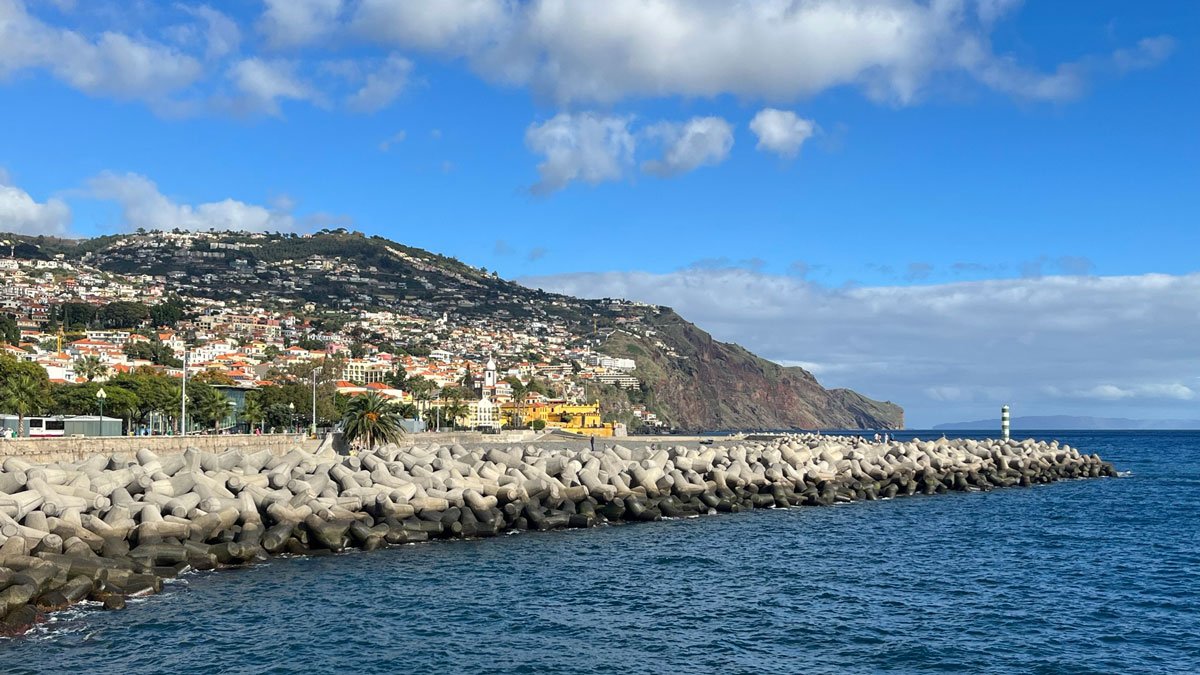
[74,355,108,382]
[443,398,470,430]
[190,386,231,432]
[342,392,405,450]
[0,373,47,437]
[243,395,265,433]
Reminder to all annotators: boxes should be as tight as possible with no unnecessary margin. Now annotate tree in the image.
[109,368,179,428]
[189,383,231,432]
[97,301,150,329]
[263,345,281,360]
[0,314,19,345]
[193,369,236,386]
[530,419,547,431]
[443,398,470,430]
[57,302,97,330]
[0,355,50,437]
[407,376,436,402]
[51,382,139,431]
[439,385,472,401]
[503,376,526,400]
[124,340,182,367]
[74,355,108,382]
[384,368,408,390]
[296,337,326,351]
[342,392,405,450]
[242,393,266,433]
[149,296,189,327]
[264,358,341,426]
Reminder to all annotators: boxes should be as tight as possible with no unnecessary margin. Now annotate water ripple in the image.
[2,431,1199,674]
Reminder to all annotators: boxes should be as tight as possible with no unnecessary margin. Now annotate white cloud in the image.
[259,0,344,49]
[749,109,816,159]
[0,171,71,235]
[974,0,1023,27]
[1046,383,1196,402]
[227,58,316,115]
[524,112,636,194]
[341,0,1168,106]
[642,116,734,177]
[351,0,510,53]
[87,171,295,232]
[521,268,1200,426]
[379,130,406,152]
[181,5,241,60]
[1112,36,1176,74]
[346,54,412,112]
[227,2,1182,114]
[0,0,202,105]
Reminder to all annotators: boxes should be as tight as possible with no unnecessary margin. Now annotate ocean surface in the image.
[4,431,1198,674]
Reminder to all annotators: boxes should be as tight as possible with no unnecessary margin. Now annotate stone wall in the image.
[0,434,316,465]
[395,430,547,446]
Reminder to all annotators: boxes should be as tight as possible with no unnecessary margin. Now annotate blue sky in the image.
[1,1,1197,426]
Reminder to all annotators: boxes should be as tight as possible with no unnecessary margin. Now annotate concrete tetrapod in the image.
[0,434,1117,634]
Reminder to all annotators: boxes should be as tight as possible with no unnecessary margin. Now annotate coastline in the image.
[0,433,1116,635]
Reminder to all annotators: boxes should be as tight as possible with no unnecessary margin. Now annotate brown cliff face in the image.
[603,310,903,432]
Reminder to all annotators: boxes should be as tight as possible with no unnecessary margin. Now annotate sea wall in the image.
[0,434,315,465]
[0,434,1116,633]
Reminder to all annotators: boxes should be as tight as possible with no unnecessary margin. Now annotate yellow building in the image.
[501,396,614,437]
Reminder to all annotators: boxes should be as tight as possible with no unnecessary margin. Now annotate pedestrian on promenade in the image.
[590,435,595,451]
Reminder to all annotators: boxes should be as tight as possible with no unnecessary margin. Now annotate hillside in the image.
[599,310,902,430]
[3,229,903,431]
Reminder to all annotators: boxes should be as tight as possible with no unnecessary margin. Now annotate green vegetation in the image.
[125,339,183,367]
[188,384,231,431]
[0,353,51,436]
[74,355,108,382]
[0,314,19,345]
[442,399,469,430]
[109,368,179,428]
[342,392,405,449]
[96,301,150,329]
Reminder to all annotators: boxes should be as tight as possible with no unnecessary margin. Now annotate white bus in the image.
[0,415,67,438]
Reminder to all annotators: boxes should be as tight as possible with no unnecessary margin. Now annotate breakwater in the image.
[0,434,1116,634]
[0,434,314,465]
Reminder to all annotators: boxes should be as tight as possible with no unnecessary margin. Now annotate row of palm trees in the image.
[4,362,416,451]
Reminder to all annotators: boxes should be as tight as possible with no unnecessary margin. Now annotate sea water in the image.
[4,431,1198,674]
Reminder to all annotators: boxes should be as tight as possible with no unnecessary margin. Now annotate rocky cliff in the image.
[4,229,903,431]
[600,309,903,431]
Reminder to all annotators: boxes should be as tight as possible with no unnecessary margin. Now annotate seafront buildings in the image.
[0,236,662,433]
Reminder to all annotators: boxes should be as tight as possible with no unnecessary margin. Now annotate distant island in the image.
[935,415,1200,431]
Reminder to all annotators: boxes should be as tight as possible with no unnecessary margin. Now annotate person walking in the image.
[589,435,595,451]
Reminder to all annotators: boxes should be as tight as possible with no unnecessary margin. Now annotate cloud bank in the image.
[2,1,1171,117]
[0,171,71,235]
[521,267,1200,426]
[87,171,298,232]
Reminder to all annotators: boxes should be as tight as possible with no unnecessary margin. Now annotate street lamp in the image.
[228,400,237,434]
[289,402,296,434]
[95,387,107,437]
[310,368,320,438]
[180,350,190,436]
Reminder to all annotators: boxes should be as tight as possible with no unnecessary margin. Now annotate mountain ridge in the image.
[1,229,904,431]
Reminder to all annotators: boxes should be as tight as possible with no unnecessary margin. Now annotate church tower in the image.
[484,356,498,389]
